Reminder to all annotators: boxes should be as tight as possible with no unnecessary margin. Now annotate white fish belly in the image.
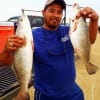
[13,14,33,92]
[70,18,91,64]
[14,41,33,91]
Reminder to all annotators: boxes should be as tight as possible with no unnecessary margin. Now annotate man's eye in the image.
[58,11,63,15]
[49,10,55,13]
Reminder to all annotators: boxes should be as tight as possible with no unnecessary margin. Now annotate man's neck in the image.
[43,24,58,31]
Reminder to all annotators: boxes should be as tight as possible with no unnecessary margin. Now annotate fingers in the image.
[6,35,25,51]
[76,7,99,21]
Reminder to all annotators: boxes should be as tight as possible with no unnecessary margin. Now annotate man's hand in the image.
[76,6,99,21]
[5,35,25,52]
[0,35,25,65]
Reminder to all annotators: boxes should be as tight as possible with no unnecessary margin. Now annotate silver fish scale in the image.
[70,3,99,75]
[13,12,33,94]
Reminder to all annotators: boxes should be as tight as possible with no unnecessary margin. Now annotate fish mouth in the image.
[50,17,61,26]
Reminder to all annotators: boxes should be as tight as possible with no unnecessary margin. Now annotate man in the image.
[0,0,99,100]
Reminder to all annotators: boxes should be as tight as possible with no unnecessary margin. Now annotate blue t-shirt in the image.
[32,25,76,97]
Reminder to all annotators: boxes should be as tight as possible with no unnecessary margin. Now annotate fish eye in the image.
[18,17,23,22]
[20,18,23,21]
[72,19,74,22]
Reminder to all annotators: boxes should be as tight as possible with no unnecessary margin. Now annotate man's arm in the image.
[0,50,13,65]
[0,35,25,66]
[89,18,99,44]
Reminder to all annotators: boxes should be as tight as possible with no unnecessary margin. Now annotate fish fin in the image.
[31,40,34,52]
[72,21,77,32]
[74,53,80,61]
[74,48,80,53]
[11,61,18,77]
[22,36,27,47]
[69,29,71,35]
[71,18,79,32]
[86,62,99,75]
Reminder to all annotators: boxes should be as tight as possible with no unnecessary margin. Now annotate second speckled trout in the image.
[70,3,99,75]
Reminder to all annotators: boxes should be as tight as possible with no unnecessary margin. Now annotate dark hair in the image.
[44,0,66,10]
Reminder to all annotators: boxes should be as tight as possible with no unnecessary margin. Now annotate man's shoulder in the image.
[59,24,70,29]
[32,27,42,32]
[59,24,70,34]
[32,27,42,35]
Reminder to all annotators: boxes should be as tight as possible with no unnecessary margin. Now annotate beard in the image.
[46,24,58,29]
[44,17,61,30]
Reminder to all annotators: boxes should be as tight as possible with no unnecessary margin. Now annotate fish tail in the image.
[15,91,30,100]
[86,62,99,75]
[20,72,31,92]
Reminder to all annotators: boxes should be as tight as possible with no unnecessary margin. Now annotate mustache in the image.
[50,17,60,22]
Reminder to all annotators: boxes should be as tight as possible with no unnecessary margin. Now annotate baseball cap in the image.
[44,0,66,10]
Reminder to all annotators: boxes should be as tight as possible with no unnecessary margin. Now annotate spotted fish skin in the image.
[70,3,99,75]
[13,11,33,94]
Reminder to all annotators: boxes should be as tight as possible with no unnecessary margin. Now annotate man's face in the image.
[42,4,63,29]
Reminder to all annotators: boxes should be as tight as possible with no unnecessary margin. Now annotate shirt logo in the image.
[61,35,70,42]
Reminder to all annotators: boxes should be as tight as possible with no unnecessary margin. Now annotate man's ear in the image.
[42,10,45,16]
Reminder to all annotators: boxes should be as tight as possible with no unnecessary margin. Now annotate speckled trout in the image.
[70,3,99,75]
[13,10,33,98]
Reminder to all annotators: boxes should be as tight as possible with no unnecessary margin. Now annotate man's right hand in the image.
[5,35,25,52]
[0,35,25,65]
